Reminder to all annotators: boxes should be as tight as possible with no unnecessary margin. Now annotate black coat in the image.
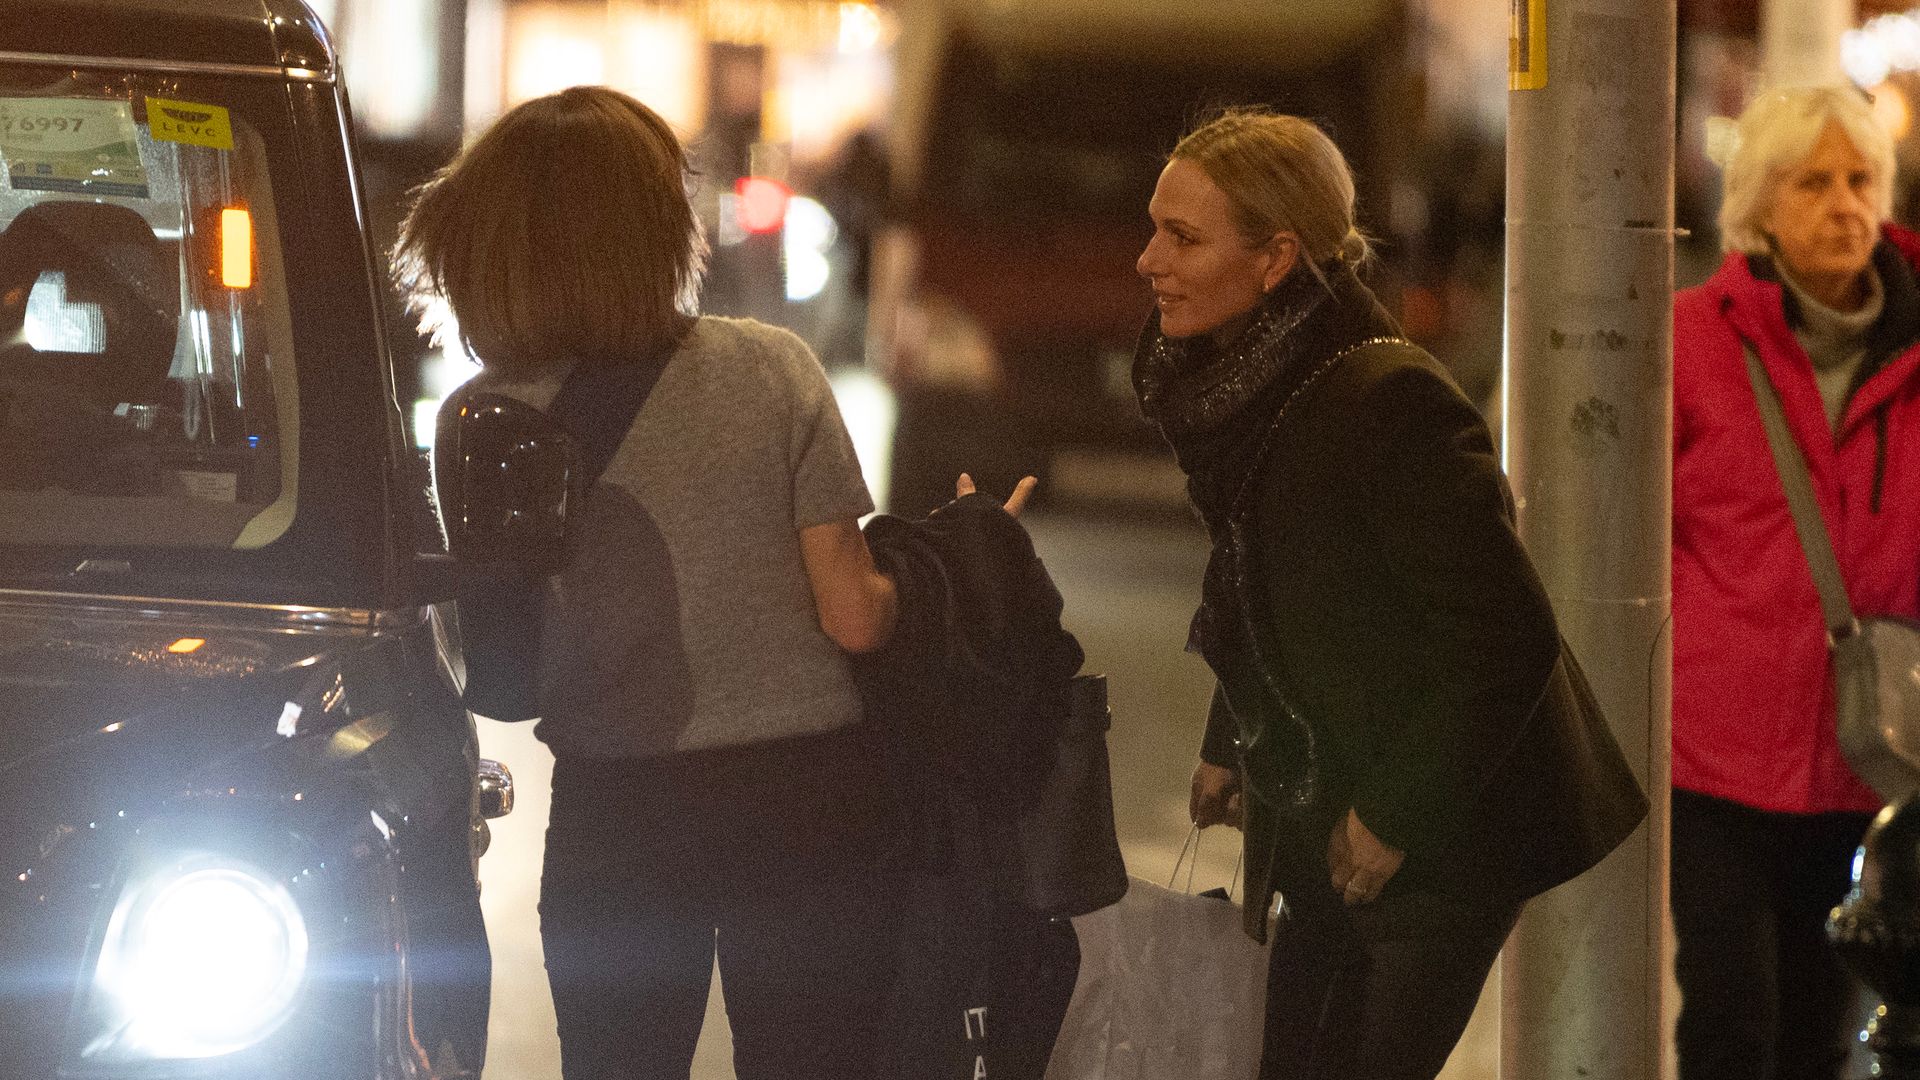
[857,495,1086,1079]
[1195,281,1647,939]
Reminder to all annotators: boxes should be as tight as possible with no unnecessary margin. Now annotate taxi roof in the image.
[0,0,334,78]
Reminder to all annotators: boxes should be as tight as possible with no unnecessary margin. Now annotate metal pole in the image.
[1501,0,1674,1077]
[1759,0,1852,88]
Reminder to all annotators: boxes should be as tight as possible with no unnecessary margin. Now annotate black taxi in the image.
[0,2,505,1077]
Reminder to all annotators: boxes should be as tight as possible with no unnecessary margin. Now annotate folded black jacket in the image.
[856,494,1086,1080]
[856,493,1085,824]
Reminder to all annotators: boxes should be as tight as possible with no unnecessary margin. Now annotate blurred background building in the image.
[303,0,905,503]
[307,0,1920,515]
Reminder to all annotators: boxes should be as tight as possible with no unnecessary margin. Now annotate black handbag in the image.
[1017,673,1128,918]
[1740,338,1920,800]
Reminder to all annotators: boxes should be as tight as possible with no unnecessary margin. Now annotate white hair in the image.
[1718,85,1896,255]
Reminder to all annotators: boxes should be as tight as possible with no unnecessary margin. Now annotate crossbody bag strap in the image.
[546,321,688,487]
[1738,337,1858,638]
[1222,335,1415,792]
[1224,335,1417,521]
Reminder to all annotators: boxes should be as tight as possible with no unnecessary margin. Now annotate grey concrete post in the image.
[1500,1,1675,1078]
[1760,0,1852,89]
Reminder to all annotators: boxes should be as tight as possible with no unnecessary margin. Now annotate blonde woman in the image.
[394,86,901,1080]
[1131,109,1645,1078]
[1672,85,1920,1080]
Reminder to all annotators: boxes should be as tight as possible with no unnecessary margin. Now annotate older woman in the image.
[1672,85,1920,1080]
[394,87,908,1080]
[1133,109,1645,1079]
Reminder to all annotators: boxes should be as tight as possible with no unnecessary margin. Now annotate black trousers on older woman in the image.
[1670,787,1871,1080]
[1258,816,1522,1080]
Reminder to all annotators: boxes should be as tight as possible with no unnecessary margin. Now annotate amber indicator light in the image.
[221,208,253,289]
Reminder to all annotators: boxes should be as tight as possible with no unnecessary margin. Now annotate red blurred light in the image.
[734,176,791,234]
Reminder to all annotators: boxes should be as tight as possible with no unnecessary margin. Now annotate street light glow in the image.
[1842,13,1920,89]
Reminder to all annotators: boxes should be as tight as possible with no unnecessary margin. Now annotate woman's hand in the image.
[1327,808,1405,905]
[954,472,1038,517]
[1191,762,1244,829]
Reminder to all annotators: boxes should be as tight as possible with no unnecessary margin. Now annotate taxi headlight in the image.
[77,858,308,1062]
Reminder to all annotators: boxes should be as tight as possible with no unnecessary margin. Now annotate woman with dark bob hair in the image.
[394,86,906,1080]
[1132,108,1645,1078]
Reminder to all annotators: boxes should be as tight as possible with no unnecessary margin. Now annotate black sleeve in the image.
[1340,364,1562,852]
[1200,683,1238,768]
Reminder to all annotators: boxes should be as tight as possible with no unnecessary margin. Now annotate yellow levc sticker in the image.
[145,97,233,150]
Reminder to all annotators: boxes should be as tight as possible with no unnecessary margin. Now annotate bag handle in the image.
[1167,823,1247,899]
[1169,824,1202,892]
[1738,338,1859,639]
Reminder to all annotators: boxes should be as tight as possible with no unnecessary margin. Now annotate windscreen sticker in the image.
[0,97,150,198]
[145,97,234,151]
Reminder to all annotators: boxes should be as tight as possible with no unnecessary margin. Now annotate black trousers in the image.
[1259,823,1521,1080]
[539,729,898,1080]
[1670,787,1874,1080]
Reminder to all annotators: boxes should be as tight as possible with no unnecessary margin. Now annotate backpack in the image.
[435,350,673,721]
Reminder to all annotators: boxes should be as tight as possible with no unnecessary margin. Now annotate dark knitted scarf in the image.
[1133,263,1402,810]
[1133,262,1394,536]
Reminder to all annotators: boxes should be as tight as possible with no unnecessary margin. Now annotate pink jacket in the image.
[1672,225,1920,814]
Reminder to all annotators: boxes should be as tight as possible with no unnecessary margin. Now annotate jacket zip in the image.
[1874,407,1888,515]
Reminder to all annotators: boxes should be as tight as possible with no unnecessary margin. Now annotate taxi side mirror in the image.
[434,393,584,572]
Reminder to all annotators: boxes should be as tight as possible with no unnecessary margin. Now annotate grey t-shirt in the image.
[465,316,874,759]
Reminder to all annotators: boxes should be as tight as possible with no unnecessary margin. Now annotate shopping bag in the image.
[883,795,1083,1080]
[1044,876,1269,1080]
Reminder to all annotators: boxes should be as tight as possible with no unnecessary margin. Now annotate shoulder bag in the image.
[1740,338,1920,801]
[1017,672,1128,917]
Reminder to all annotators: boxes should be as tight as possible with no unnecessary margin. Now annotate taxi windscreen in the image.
[0,71,297,551]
